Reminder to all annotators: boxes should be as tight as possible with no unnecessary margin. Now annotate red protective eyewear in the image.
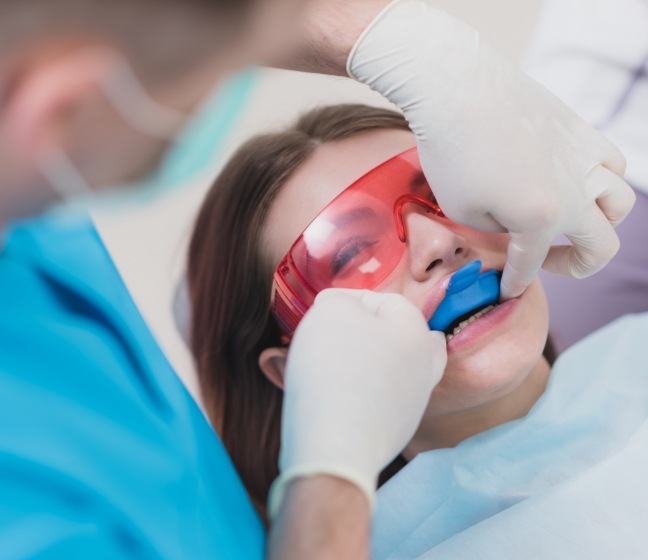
[271,147,445,336]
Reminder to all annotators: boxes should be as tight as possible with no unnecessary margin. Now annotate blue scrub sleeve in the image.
[0,214,265,559]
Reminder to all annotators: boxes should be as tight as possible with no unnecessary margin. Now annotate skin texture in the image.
[261,128,552,456]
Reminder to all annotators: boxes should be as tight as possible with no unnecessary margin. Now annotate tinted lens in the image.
[290,149,422,291]
[273,147,438,335]
[293,193,403,291]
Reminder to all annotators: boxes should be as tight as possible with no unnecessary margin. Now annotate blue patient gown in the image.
[0,214,265,559]
[373,313,648,559]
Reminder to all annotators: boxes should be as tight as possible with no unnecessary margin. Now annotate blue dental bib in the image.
[427,260,501,332]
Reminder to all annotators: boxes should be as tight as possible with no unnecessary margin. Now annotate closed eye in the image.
[330,237,379,276]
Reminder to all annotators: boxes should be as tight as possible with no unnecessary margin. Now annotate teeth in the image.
[445,305,496,342]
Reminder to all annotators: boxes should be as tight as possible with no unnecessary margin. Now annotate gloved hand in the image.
[268,288,447,519]
[348,0,635,299]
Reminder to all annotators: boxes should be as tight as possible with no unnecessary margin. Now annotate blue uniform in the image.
[0,213,265,559]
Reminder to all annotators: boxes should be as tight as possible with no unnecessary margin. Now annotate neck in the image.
[403,357,551,459]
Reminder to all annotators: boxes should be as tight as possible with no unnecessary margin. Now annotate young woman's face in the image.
[263,129,549,418]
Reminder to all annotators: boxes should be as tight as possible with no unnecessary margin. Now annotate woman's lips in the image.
[421,265,500,327]
[445,296,521,353]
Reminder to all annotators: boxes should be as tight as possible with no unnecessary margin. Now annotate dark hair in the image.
[187,103,558,523]
[187,104,411,521]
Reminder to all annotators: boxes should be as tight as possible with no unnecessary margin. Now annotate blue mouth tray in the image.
[428,260,501,332]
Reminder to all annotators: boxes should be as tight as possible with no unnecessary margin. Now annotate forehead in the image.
[263,129,416,267]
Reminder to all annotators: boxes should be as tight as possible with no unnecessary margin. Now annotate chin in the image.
[429,280,549,414]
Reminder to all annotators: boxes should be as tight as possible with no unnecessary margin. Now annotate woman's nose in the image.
[403,206,469,281]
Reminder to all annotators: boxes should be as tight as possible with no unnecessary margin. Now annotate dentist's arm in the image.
[267,289,447,559]
[283,0,635,299]
[268,476,370,560]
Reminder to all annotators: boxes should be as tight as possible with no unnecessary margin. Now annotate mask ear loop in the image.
[38,145,93,200]
[98,50,188,141]
[36,48,190,201]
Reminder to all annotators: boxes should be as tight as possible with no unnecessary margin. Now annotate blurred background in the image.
[91,0,547,405]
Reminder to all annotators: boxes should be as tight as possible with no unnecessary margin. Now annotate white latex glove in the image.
[348,0,635,299]
[268,288,447,518]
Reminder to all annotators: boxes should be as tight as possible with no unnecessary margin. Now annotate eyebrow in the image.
[331,206,378,228]
[308,171,427,243]
[302,170,429,267]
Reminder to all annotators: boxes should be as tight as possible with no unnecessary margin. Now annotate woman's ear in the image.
[258,347,289,390]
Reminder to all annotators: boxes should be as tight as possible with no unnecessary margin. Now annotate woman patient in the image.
[186,104,648,555]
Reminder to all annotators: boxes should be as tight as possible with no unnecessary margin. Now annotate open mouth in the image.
[444,303,499,341]
[427,261,502,340]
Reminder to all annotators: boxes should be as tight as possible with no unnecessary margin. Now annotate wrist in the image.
[278,0,391,76]
[268,475,371,560]
[268,464,376,521]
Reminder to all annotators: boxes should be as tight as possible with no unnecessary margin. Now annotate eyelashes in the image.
[330,237,379,276]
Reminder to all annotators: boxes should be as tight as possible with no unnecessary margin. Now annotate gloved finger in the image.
[313,287,364,305]
[599,135,627,177]
[315,288,389,314]
[500,230,552,300]
[588,166,636,227]
[312,288,385,313]
[358,290,429,326]
[315,288,426,325]
[543,211,620,279]
[426,330,448,363]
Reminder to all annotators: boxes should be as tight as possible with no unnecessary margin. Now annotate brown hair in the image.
[187,104,411,520]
